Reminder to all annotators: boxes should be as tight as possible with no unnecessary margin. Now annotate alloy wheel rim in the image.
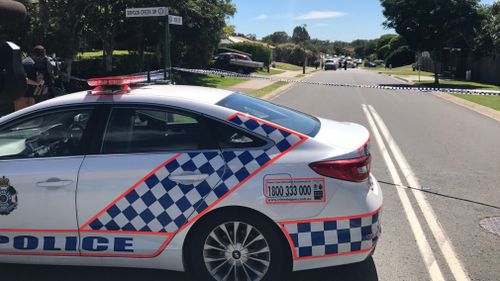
[203,221,271,281]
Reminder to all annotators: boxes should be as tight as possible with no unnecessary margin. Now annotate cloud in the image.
[295,11,346,20]
[255,14,269,20]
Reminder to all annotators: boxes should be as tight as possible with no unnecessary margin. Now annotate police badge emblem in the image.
[0,176,17,215]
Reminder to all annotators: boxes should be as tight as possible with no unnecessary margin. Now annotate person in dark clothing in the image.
[15,45,45,110]
[0,102,14,116]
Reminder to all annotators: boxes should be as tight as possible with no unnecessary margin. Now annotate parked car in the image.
[214,52,264,73]
[0,75,382,281]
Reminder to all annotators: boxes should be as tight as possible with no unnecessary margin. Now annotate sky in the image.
[228,0,497,42]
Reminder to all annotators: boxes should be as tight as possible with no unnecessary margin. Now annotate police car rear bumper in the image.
[290,174,382,271]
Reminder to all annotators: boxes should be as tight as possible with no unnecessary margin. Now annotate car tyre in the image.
[187,211,290,281]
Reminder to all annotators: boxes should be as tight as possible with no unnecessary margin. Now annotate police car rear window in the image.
[217,93,320,137]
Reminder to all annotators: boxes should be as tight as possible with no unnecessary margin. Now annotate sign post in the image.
[165,15,171,81]
[126,7,182,83]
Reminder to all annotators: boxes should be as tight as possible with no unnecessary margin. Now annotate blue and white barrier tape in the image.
[172,67,500,96]
[62,68,500,96]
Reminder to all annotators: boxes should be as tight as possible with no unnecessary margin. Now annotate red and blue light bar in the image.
[86,71,166,94]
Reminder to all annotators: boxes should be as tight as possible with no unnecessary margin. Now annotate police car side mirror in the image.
[229,133,253,144]
[0,41,27,103]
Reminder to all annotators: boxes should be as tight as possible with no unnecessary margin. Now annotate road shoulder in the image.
[382,73,500,123]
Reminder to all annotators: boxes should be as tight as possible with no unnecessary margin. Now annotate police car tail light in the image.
[309,154,371,182]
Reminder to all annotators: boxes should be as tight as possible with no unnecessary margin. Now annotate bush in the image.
[227,42,272,67]
[72,54,158,78]
[385,46,415,68]
[274,43,314,66]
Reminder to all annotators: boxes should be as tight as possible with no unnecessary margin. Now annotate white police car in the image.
[0,76,382,281]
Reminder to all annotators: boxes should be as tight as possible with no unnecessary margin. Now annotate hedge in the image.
[273,43,314,66]
[385,46,415,68]
[226,42,272,67]
[71,54,159,78]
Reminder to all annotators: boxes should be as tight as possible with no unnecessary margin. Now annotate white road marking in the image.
[367,104,471,281]
[362,104,445,281]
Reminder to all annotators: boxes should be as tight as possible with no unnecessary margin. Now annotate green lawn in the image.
[272,62,302,71]
[413,80,500,111]
[451,94,500,111]
[194,75,248,88]
[250,81,288,98]
[368,64,434,77]
[414,80,500,91]
[254,69,285,76]
[77,50,131,60]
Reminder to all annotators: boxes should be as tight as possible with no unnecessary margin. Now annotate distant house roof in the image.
[220,36,275,49]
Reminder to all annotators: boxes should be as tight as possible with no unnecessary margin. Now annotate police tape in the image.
[62,68,500,96]
[172,67,500,96]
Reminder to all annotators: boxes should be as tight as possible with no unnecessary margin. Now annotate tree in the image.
[223,24,236,36]
[381,0,482,84]
[292,25,310,74]
[262,31,290,45]
[474,2,500,54]
[375,34,397,60]
[292,25,310,44]
[86,0,129,73]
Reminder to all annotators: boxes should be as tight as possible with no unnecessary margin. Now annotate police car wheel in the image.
[188,212,289,281]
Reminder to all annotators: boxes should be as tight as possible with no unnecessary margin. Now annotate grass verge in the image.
[272,62,302,71]
[367,64,434,76]
[450,94,500,111]
[194,75,248,89]
[250,81,288,98]
[254,69,285,76]
[414,80,500,91]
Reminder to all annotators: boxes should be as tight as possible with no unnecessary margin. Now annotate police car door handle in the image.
[37,179,73,188]
[168,174,209,183]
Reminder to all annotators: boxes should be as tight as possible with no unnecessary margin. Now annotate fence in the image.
[466,54,500,86]
[419,51,500,86]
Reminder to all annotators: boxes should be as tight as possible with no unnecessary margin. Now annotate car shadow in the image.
[290,256,378,281]
[1,256,378,281]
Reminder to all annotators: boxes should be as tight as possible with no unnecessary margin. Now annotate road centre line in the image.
[362,104,445,281]
[367,105,470,281]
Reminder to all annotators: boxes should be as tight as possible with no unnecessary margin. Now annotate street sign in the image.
[168,15,183,25]
[126,7,168,18]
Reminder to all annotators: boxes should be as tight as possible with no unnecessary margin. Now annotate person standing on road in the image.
[15,45,45,110]
[343,60,347,71]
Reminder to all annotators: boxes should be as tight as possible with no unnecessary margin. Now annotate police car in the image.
[0,75,382,281]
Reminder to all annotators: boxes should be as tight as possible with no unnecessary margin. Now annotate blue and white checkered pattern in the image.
[86,114,305,233]
[283,211,381,258]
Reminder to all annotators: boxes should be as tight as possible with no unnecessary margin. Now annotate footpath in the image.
[223,67,319,99]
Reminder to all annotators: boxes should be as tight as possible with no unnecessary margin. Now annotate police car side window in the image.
[101,108,204,154]
[212,120,267,149]
[0,109,92,159]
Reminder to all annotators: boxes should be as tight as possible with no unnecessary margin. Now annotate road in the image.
[270,69,500,281]
[2,69,499,281]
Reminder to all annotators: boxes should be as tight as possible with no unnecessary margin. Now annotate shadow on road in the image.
[290,256,378,281]
[1,256,378,281]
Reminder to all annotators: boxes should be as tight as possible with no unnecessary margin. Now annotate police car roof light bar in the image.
[86,75,151,95]
[87,75,146,87]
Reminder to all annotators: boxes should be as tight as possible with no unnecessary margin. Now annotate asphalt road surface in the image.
[2,69,499,281]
